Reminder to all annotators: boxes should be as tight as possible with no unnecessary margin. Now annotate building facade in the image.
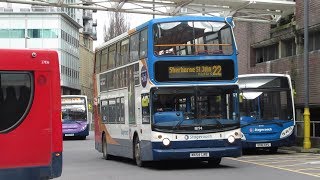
[0,2,96,97]
[79,33,94,108]
[235,0,320,146]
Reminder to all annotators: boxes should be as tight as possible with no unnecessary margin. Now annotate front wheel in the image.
[134,137,145,167]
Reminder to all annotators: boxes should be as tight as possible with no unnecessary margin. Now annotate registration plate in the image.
[190,152,210,158]
[65,134,74,137]
[256,143,271,147]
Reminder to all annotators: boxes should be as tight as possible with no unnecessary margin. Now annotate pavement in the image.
[280,146,320,153]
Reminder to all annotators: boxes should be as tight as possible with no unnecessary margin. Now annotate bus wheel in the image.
[102,135,110,160]
[134,137,144,167]
[208,158,221,167]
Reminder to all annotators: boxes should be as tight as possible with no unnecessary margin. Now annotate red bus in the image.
[0,49,62,179]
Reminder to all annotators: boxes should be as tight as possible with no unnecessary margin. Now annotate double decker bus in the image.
[94,16,242,167]
[238,73,295,153]
[62,95,90,140]
[0,49,62,179]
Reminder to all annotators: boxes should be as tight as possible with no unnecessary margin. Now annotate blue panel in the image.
[242,133,295,149]
[107,138,133,159]
[51,152,63,178]
[63,125,89,137]
[153,111,183,125]
[241,120,295,149]
[150,139,241,161]
[0,152,62,179]
[140,140,154,161]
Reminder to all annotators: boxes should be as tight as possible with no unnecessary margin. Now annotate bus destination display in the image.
[155,60,235,82]
[168,65,222,79]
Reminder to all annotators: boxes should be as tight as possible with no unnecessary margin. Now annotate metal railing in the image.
[295,121,320,138]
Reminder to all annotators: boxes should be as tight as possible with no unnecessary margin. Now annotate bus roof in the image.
[0,49,58,70]
[239,73,290,78]
[61,95,88,98]
[95,15,232,52]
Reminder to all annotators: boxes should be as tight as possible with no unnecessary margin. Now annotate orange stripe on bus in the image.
[128,29,136,35]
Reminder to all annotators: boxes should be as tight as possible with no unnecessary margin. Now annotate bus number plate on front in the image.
[190,152,209,158]
[256,143,271,147]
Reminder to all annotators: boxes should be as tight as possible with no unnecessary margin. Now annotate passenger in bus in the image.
[18,86,30,117]
[155,95,174,112]
[2,86,19,129]
[0,88,4,130]
[0,88,3,109]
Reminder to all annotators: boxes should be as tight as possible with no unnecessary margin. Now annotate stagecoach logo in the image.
[184,134,213,140]
[141,65,148,88]
[250,127,273,133]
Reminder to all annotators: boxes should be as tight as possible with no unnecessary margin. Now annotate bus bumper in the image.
[242,134,295,149]
[145,140,242,161]
[0,152,62,179]
[63,126,89,137]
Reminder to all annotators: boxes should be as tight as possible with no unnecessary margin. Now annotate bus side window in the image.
[0,87,4,130]
[101,100,108,123]
[18,86,30,117]
[1,86,19,131]
[141,94,150,124]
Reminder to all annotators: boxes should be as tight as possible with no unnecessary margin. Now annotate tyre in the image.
[134,137,145,167]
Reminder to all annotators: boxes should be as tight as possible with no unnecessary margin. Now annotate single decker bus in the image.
[239,73,295,153]
[0,49,62,179]
[62,95,90,140]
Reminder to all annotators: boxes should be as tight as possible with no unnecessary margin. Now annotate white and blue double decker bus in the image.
[94,16,242,167]
[238,74,295,153]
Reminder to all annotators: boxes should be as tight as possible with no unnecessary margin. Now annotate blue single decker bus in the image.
[239,73,295,153]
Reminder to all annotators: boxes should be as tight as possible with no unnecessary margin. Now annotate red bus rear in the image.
[0,49,62,179]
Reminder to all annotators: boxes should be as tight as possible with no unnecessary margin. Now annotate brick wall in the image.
[296,0,320,30]
[248,50,320,108]
[234,22,250,74]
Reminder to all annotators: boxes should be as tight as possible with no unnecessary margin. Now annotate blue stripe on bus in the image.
[0,152,62,179]
[63,125,89,137]
[242,133,295,149]
[106,138,241,161]
[150,139,241,161]
[51,152,63,178]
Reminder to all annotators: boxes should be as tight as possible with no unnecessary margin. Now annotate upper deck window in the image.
[153,21,233,56]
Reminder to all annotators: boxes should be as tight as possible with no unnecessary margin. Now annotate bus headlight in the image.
[241,132,246,140]
[81,124,88,131]
[280,126,294,139]
[227,135,235,144]
[162,138,171,146]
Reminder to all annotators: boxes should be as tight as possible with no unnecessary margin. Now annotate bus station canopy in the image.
[0,0,295,23]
